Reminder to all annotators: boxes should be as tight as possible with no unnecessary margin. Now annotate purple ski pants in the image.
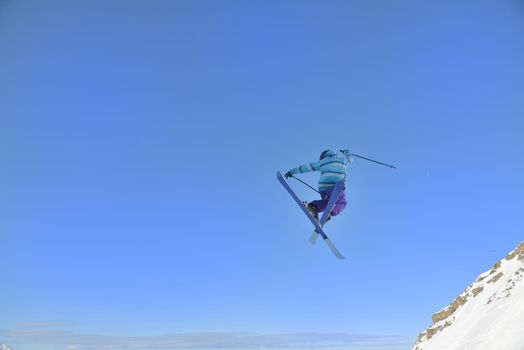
[309,187,347,217]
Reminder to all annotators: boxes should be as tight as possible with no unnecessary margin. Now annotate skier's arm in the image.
[340,149,354,165]
[288,161,321,176]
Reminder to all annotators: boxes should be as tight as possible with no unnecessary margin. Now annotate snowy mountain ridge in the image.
[414,240,524,350]
[0,344,13,350]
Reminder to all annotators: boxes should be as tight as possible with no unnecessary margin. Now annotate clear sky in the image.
[1,1,524,350]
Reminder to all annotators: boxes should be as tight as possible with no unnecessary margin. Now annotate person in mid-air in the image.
[285,149,353,222]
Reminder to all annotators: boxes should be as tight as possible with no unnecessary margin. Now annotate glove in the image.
[285,171,293,179]
[340,149,354,163]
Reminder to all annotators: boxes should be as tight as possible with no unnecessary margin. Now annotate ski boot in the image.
[306,202,319,221]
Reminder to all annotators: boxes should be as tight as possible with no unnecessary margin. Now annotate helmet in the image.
[319,150,335,160]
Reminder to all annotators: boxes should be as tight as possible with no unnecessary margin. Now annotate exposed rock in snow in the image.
[414,241,524,350]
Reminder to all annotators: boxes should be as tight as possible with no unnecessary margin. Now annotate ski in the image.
[309,229,320,245]
[308,180,344,245]
[277,172,345,260]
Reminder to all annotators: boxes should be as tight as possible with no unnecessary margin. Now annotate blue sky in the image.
[1,1,524,349]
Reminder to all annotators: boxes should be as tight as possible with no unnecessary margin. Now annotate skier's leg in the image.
[309,191,329,212]
[330,189,348,217]
[308,191,329,220]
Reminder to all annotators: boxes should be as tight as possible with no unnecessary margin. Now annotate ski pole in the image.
[343,151,396,169]
[289,175,321,194]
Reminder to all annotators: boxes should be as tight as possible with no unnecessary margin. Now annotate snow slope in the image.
[414,241,524,350]
[0,344,12,350]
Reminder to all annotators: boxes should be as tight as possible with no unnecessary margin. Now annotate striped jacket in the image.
[288,150,353,191]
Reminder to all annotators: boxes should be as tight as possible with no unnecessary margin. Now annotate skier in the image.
[285,149,353,222]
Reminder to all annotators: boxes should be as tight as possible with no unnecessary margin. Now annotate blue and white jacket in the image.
[288,150,353,192]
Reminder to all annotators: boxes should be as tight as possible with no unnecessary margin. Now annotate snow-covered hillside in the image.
[414,241,524,350]
[0,344,12,350]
